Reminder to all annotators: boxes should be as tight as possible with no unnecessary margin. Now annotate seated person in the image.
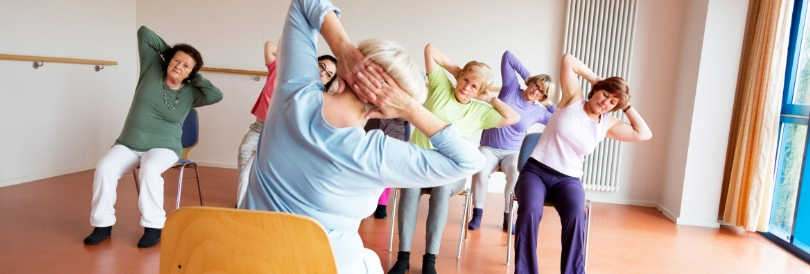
[241,0,485,273]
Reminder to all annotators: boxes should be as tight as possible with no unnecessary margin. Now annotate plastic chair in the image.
[505,133,592,267]
[160,207,337,273]
[133,108,204,209]
[387,186,472,259]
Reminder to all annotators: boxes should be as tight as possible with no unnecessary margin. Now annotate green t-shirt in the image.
[410,65,502,149]
[115,26,223,158]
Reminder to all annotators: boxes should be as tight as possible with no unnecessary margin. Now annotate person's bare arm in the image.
[606,107,652,142]
[356,66,448,137]
[264,41,278,64]
[558,54,601,108]
[424,44,461,77]
[475,92,520,127]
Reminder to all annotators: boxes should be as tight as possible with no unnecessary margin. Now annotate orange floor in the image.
[1,167,808,274]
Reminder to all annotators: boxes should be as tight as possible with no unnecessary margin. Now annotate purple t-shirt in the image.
[480,51,555,151]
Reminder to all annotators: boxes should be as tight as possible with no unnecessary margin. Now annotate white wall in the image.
[0,0,138,186]
[585,0,685,206]
[1,0,754,218]
[658,0,748,227]
[135,0,568,169]
[133,0,683,206]
[659,0,709,221]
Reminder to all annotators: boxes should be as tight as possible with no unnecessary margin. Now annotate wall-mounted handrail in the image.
[0,54,116,71]
[200,67,266,76]
[199,66,502,91]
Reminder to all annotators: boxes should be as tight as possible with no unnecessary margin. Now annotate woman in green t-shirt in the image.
[388,44,520,274]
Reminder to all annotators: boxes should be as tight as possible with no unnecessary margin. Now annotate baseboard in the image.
[584,196,657,207]
[194,161,237,169]
[655,203,720,228]
[0,163,96,188]
[656,203,679,223]
[675,218,721,228]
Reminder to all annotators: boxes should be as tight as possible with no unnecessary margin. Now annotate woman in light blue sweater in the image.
[241,0,485,273]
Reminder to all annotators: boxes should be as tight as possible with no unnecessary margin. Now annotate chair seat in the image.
[172,159,196,168]
[389,185,473,259]
[417,188,467,196]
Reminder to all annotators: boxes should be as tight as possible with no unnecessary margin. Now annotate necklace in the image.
[162,81,183,110]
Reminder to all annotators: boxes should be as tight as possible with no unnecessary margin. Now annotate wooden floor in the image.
[1,167,809,274]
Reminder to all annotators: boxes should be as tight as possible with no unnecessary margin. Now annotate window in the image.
[766,0,810,262]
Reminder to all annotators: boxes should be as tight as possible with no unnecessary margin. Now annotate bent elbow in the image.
[507,115,521,126]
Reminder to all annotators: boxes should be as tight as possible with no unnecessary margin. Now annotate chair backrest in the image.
[180,108,199,159]
[517,133,542,172]
[160,207,338,274]
[404,121,411,142]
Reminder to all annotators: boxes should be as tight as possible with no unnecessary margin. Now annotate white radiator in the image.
[563,0,638,192]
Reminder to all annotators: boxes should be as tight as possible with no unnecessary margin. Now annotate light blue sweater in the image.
[241,0,485,272]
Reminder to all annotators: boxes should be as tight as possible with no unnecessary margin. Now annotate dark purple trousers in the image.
[514,158,586,274]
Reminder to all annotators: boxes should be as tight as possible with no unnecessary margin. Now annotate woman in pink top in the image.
[513,54,652,274]
[236,40,338,206]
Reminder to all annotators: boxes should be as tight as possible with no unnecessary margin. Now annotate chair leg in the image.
[176,164,186,209]
[457,188,470,259]
[388,188,399,252]
[194,165,203,206]
[464,192,471,240]
[506,193,517,265]
[584,200,592,270]
[133,170,139,195]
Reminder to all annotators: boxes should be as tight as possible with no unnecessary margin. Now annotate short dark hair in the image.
[318,55,338,93]
[162,44,203,84]
[588,77,630,112]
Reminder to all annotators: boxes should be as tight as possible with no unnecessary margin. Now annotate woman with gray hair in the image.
[240,0,485,273]
[468,50,557,232]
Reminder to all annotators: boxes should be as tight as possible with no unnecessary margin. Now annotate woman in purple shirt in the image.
[467,51,556,232]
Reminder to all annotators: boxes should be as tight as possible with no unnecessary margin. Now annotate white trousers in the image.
[90,144,178,228]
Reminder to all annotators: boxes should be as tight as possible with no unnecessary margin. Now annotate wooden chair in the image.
[160,207,338,273]
[505,133,592,268]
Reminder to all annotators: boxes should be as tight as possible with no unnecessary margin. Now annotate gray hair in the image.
[357,39,428,105]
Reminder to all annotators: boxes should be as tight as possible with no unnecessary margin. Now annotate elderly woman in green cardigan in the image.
[84,26,223,248]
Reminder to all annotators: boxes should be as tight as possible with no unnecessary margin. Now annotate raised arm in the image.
[274,0,353,102]
[501,50,531,98]
[535,103,556,125]
[191,73,224,107]
[606,106,652,142]
[264,41,278,64]
[136,26,170,77]
[475,91,520,127]
[558,53,601,108]
[424,44,461,77]
[357,66,449,137]
[360,70,486,187]
[378,124,486,189]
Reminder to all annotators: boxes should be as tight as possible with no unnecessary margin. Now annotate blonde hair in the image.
[357,39,428,105]
[526,74,556,101]
[458,61,494,95]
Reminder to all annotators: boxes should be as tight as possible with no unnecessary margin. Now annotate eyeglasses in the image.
[318,62,334,79]
[529,82,547,98]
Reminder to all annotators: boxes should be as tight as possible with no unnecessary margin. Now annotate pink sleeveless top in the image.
[529,98,609,178]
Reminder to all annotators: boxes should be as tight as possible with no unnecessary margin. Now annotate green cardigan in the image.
[115,26,223,158]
